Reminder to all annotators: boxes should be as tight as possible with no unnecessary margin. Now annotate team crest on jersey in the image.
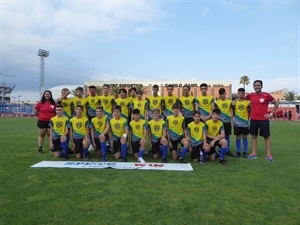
[97,121,103,127]
[135,125,140,130]
[259,98,264,103]
[63,102,68,107]
[76,122,82,129]
[76,101,81,106]
[153,99,158,106]
[222,103,228,109]
[120,102,125,107]
[212,126,217,132]
[91,99,95,103]
[168,99,174,105]
[114,123,120,130]
[56,121,63,128]
[194,127,200,133]
[154,125,160,132]
[173,120,178,126]
[138,103,141,108]
[103,99,108,105]
[184,100,190,106]
[202,99,208,105]
[238,104,245,111]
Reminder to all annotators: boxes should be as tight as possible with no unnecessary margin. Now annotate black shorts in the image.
[249,120,270,138]
[73,138,84,154]
[184,117,193,128]
[52,138,61,152]
[223,122,232,136]
[151,139,161,155]
[93,134,109,151]
[37,120,50,129]
[170,136,185,151]
[234,126,249,136]
[131,140,141,154]
[191,143,204,160]
[113,138,121,153]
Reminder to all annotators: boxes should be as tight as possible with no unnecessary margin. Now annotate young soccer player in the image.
[129,108,148,163]
[162,84,178,119]
[203,108,228,166]
[109,105,129,162]
[57,88,73,119]
[186,111,210,162]
[132,90,147,120]
[166,103,189,162]
[49,105,69,160]
[232,88,250,158]
[69,105,90,160]
[214,88,234,157]
[90,106,110,161]
[72,86,88,117]
[115,88,131,121]
[99,84,115,119]
[146,84,163,120]
[195,83,214,122]
[178,85,196,128]
[148,108,169,162]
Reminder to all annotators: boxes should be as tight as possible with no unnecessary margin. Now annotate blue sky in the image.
[1,0,299,101]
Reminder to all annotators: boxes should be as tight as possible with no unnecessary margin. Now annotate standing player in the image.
[148,108,169,162]
[178,85,196,128]
[69,105,90,160]
[195,83,214,122]
[146,84,163,120]
[90,106,110,161]
[132,90,148,120]
[204,108,228,166]
[99,84,115,119]
[72,86,88,117]
[109,105,129,162]
[166,103,189,162]
[214,88,234,157]
[115,88,131,121]
[186,111,210,162]
[232,88,250,158]
[57,88,73,119]
[129,108,148,163]
[162,84,178,119]
[245,80,279,162]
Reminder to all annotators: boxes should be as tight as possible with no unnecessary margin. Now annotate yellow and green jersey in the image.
[59,98,73,119]
[109,117,128,141]
[196,95,214,117]
[166,115,185,141]
[90,115,109,138]
[146,95,163,118]
[132,99,147,119]
[87,95,101,117]
[187,121,205,147]
[49,116,69,140]
[99,95,115,118]
[163,95,178,117]
[129,119,147,142]
[205,119,224,138]
[233,100,250,127]
[215,99,232,123]
[69,116,89,139]
[148,119,166,142]
[72,97,88,117]
[179,95,195,118]
[115,98,131,121]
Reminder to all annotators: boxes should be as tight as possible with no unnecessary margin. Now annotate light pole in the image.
[17,95,22,112]
[12,96,16,103]
[38,49,49,99]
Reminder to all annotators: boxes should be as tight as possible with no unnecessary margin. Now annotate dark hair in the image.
[166,84,173,89]
[76,86,83,91]
[200,83,208,88]
[218,88,226,95]
[114,105,122,112]
[41,90,55,104]
[76,105,83,110]
[56,104,63,108]
[102,84,109,88]
[132,108,140,114]
[96,106,103,111]
[193,110,201,116]
[129,87,137,92]
[137,90,143,95]
[89,85,96,89]
[238,88,245,92]
[253,80,263,86]
[183,85,190,90]
[172,103,180,109]
[153,84,159,89]
[119,88,127,94]
[212,108,221,115]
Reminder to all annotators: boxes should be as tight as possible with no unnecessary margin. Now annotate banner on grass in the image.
[31,161,193,171]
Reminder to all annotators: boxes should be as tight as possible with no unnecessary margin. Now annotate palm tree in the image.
[136,84,149,96]
[110,85,120,98]
[96,87,102,96]
[284,91,297,101]
[70,89,76,97]
[239,75,250,89]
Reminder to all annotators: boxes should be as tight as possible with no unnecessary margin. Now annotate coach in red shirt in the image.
[245,80,279,162]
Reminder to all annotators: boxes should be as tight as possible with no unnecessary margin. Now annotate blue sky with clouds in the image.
[1,0,299,101]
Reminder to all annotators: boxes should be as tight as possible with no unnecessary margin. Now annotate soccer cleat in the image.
[138,157,146,163]
[37,149,43,154]
[179,158,186,163]
[226,151,235,157]
[62,155,69,161]
[200,161,206,165]
[83,154,89,160]
[122,157,128,162]
[266,154,273,162]
[242,152,248,158]
[162,158,168,163]
[247,153,257,159]
[219,159,228,166]
[101,157,108,162]
[236,152,241,157]
[88,145,94,152]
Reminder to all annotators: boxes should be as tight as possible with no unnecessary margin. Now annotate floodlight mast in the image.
[38,49,49,99]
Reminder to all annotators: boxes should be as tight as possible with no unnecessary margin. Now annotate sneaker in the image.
[180,158,186,163]
[247,153,257,159]
[242,152,248,158]
[162,158,168,163]
[88,145,94,152]
[219,159,228,166]
[101,157,107,162]
[83,154,89,160]
[122,157,128,162]
[37,149,43,154]
[266,154,273,162]
[62,155,69,161]
[200,160,206,165]
[138,157,145,163]
[226,151,235,157]
[236,152,241,157]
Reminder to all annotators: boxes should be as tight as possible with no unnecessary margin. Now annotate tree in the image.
[284,91,297,101]
[239,75,250,89]
[136,84,149,96]
[110,85,119,98]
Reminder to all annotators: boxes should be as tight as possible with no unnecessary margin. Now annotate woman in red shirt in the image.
[34,90,56,154]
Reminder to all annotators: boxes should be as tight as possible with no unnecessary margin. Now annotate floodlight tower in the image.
[38,49,49,99]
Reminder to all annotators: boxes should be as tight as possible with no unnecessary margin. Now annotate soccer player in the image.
[99,84,115,119]
[72,86,88,117]
[69,105,90,160]
[109,105,129,162]
[186,110,210,162]
[232,88,250,158]
[49,105,69,159]
[166,103,189,162]
[57,88,73,119]
[245,80,279,162]
[115,88,131,121]
[178,85,196,128]
[90,106,110,161]
[148,108,169,162]
[146,84,163,120]
[162,84,178,119]
[214,88,234,157]
[129,108,148,163]
[195,83,214,122]
[127,87,137,124]
[204,108,228,166]
[132,90,148,120]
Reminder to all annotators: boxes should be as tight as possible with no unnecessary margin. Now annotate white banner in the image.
[31,161,193,171]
